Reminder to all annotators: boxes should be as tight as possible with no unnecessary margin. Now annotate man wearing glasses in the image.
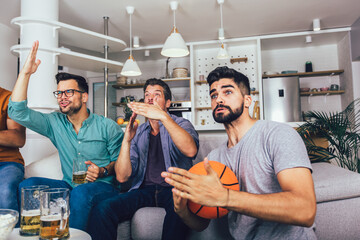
[8,41,124,232]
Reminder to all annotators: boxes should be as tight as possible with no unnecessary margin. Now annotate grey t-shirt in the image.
[207,120,316,240]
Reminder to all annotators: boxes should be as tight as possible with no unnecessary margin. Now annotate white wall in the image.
[0,23,18,91]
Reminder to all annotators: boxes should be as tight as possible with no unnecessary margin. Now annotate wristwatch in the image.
[102,167,109,177]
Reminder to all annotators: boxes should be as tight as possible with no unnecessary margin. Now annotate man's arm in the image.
[128,101,198,158]
[115,113,138,183]
[162,158,316,228]
[12,40,41,102]
[0,118,25,148]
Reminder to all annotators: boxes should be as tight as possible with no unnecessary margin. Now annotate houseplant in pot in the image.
[297,98,360,173]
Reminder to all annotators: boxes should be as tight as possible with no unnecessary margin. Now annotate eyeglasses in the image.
[53,89,85,98]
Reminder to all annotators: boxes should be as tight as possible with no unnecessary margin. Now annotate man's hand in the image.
[127,100,166,121]
[21,40,41,76]
[124,112,138,143]
[85,161,102,182]
[161,158,228,208]
[173,191,189,217]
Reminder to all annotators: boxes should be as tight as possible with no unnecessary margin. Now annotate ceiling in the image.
[1,0,360,51]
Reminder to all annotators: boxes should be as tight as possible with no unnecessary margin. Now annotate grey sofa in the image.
[115,133,360,240]
[116,162,360,240]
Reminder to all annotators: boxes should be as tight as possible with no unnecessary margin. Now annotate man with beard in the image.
[8,41,124,231]
[161,66,317,239]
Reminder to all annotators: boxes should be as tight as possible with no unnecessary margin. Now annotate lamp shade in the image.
[217,44,229,59]
[121,55,141,76]
[161,27,189,57]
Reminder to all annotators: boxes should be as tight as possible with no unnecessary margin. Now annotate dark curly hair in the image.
[207,66,250,96]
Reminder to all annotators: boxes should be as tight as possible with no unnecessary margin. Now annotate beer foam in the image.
[22,209,40,217]
[74,171,86,175]
[40,214,61,222]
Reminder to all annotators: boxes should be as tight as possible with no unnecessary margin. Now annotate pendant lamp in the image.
[121,6,141,77]
[161,1,189,58]
[217,0,229,59]
[217,43,229,59]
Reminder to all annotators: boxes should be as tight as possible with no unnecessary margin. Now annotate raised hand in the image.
[124,112,139,143]
[21,40,41,76]
[127,100,166,121]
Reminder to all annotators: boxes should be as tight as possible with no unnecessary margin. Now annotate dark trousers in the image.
[88,185,189,240]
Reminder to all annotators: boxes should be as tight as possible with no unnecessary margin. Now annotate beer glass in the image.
[20,185,49,236]
[39,188,70,240]
[72,157,88,185]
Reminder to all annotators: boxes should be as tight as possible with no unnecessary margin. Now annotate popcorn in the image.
[0,213,17,240]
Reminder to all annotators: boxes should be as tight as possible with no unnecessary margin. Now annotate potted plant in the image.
[297,98,360,173]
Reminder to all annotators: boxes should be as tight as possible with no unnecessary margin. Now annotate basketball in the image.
[187,161,239,219]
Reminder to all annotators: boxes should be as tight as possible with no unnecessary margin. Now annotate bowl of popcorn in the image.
[0,209,18,240]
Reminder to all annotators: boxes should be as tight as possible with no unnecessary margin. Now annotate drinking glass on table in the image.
[39,188,70,240]
[72,157,88,185]
[20,185,49,236]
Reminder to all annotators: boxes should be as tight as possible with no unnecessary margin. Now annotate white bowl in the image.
[0,209,19,240]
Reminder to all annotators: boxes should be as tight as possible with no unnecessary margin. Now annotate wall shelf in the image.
[11,45,123,72]
[11,17,127,53]
[113,77,191,89]
[300,90,345,96]
[262,69,344,78]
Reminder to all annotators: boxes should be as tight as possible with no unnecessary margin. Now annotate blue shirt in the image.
[129,114,199,191]
[8,98,124,188]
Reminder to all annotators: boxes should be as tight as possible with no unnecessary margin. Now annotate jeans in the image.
[88,185,189,240]
[0,162,24,211]
[19,177,119,231]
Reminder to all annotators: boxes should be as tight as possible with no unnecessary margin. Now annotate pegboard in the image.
[194,43,258,88]
[193,43,259,126]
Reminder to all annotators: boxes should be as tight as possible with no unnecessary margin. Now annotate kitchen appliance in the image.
[263,77,301,122]
[168,101,192,120]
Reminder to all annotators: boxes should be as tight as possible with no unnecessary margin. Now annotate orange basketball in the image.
[187,161,239,219]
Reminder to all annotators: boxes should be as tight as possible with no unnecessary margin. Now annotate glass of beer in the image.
[39,188,70,240]
[72,157,88,185]
[20,185,49,236]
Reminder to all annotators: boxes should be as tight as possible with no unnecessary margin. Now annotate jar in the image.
[305,61,313,72]
[172,68,188,78]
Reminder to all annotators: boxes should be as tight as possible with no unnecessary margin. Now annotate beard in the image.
[212,103,243,123]
[60,101,82,116]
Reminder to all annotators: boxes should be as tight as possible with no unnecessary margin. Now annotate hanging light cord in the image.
[220,3,223,30]
[129,12,133,56]
[173,9,176,30]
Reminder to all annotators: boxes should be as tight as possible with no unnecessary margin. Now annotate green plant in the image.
[297,98,360,173]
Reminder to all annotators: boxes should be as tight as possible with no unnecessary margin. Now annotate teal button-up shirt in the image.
[8,98,124,188]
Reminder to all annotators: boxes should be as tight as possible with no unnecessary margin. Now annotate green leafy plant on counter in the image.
[297,98,360,173]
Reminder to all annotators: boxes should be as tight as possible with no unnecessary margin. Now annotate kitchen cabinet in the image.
[260,30,353,118]
[108,27,353,130]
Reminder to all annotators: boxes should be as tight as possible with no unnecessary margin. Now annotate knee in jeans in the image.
[70,186,91,206]
[19,178,40,189]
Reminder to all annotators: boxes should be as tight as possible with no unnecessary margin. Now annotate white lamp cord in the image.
[173,9,176,30]
[129,12,133,56]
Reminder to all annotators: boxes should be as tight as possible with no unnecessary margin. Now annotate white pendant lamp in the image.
[217,43,229,59]
[121,6,141,77]
[217,0,229,59]
[161,1,189,58]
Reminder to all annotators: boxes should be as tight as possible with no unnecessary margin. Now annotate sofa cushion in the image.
[131,207,165,240]
[24,152,63,180]
[312,162,360,202]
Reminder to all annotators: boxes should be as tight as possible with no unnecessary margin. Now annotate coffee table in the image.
[9,228,91,239]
